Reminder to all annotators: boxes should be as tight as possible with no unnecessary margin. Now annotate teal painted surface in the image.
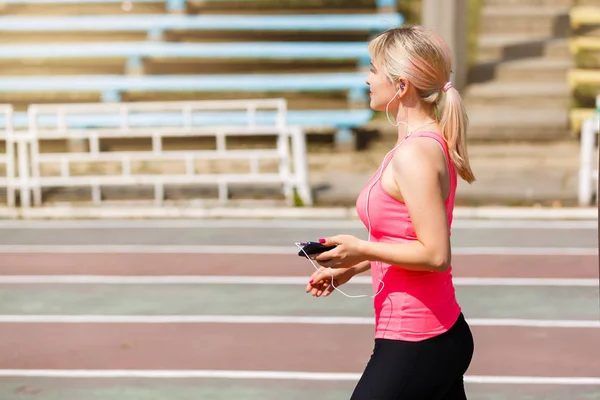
[0,284,596,320]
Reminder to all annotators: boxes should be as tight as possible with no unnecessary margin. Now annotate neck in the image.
[394,106,437,142]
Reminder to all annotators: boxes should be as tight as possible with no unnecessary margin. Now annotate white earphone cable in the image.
[298,89,436,299]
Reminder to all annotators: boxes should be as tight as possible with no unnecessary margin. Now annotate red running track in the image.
[0,252,598,382]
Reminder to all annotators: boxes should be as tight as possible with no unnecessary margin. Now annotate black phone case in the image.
[297,242,337,258]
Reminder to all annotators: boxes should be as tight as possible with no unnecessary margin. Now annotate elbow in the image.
[429,253,451,272]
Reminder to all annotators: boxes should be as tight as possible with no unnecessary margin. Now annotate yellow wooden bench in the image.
[570,107,597,132]
[570,36,600,54]
[567,68,600,88]
[570,6,600,30]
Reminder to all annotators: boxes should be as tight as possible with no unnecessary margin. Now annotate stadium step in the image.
[484,0,573,6]
[187,0,379,13]
[577,0,599,5]
[464,0,577,141]
[480,6,570,36]
[468,58,573,83]
[310,140,581,206]
[0,2,166,16]
[467,107,570,141]
[464,82,571,108]
[476,35,570,63]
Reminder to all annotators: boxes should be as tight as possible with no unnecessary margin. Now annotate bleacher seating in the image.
[569,5,600,205]
[568,4,600,134]
[0,0,404,208]
[569,5,600,30]
[570,36,600,54]
[0,3,403,147]
[0,0,398,14]
[0,14,401,34]
[577,95,599,206]
[0,42,370,62]
[568,69,600,90]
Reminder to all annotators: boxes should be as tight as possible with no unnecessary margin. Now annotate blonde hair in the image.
[368,25,475,183]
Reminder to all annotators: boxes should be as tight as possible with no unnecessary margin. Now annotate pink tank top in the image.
[355,131,461,342]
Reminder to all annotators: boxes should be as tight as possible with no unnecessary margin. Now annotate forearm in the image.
[359,240,449,272]
[349,260,371,276]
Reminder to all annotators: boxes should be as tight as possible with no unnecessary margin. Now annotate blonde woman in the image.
[305,26,475,399]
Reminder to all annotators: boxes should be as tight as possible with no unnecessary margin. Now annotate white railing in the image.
[23,99,312,207]
[578,95,600,207]
[0,105,17,208]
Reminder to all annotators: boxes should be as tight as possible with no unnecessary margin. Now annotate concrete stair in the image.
[310,141,581,206]
[480,6,570,36]
[467,107,569,141]
[465,0,575,142]
[485,0,573,6]
[476,35,570,63]
[465,82,571,108]
[469,58,573,83]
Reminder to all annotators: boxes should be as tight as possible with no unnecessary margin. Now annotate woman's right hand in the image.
[305,266,355,297]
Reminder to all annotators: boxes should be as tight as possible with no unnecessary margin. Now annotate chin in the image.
[369,99,384,112]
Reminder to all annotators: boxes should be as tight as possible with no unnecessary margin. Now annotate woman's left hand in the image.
[313,235,367,269]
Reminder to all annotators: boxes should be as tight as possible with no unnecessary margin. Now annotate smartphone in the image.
[297,241,337,258]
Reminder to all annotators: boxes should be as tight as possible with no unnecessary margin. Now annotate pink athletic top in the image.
[355,131,461,342]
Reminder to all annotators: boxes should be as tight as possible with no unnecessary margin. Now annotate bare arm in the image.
[358,139,451,272]
[349,260,371,276]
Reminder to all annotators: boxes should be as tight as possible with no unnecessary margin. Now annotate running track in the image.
[0,218,598,400]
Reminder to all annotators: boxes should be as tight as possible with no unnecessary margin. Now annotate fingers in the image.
[316,258,346,269]
[315,282,329,297]
[323,280,337,297]
[310,268,328,283]
[307,279,328,297]
[306,280,327,295]
[316,258,332,268]
[305,268,340,297]
[314,241,342,263]
[318,235,340,246]
[305,269,325,294]
[315,251,334,262]
[305,271,317,292]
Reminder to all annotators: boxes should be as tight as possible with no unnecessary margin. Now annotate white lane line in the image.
[452,247,597,256]
[0,245,595,256]
[452,277,598,287]
[0,219,594,229]
[0,245,296,254]
[464,376,600,385]
[0,369,362,380]
[0,370,597,385]
[0,275,596,287]
[0,315,597,328]
[466,318,600,328]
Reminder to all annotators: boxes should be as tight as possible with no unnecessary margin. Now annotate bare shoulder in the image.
[390,136,446,176]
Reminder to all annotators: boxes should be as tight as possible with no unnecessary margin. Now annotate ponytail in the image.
[368,25,476,183]
[439,86,475,183]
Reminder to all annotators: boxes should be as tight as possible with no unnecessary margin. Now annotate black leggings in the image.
[350,313,474,400]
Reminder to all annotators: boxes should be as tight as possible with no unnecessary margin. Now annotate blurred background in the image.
[0,0,597,211]
[0,1,598,400]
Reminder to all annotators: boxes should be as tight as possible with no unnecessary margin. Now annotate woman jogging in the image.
[305,25,475,399]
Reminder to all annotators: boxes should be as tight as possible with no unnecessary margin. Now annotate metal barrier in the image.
[578,95,600,206]
[24,99,312,207]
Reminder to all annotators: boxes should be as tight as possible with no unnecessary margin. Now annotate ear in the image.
[396,78,408,98]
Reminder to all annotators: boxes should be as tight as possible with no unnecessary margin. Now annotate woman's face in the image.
[365,59,399,112]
